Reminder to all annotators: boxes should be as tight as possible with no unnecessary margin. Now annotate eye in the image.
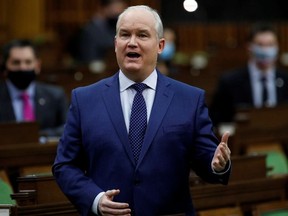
[119,31,130,39]
[11,60,21,66]
[138,33,149,39]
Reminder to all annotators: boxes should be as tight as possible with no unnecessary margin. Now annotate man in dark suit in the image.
[210,23,288,126]
[53,5,231,216]
[74,0,127,64]
[0,39,67,137]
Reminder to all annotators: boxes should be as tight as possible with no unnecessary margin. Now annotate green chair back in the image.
[0,179,15,204]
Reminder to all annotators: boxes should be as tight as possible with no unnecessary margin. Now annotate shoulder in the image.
[35,82,66,100]
[218,67,249,84]
[276,68,288,78]
[73,75,115,95]
[36,82,65,93]
[160,73,205,99]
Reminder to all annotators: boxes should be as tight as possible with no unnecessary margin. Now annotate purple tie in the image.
[129,83,147,164]
[21,92,35,121]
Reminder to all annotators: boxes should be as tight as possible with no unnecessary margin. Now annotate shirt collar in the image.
[6,79,36,100]
[119,69,157,92]
[248,61,275,80]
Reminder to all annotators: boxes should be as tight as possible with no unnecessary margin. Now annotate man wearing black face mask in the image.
[0,39,68,137]
[209,23,288,127]
[73,0,127,65]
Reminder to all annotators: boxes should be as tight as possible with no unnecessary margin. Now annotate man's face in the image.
[115,9,165,82]
[249,31,278,70]
[6,47,40,73]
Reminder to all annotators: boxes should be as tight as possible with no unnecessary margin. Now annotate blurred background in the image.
[1,1,288,215]
[1,0,288,104]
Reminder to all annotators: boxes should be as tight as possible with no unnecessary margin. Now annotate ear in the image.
[158,38,165,54]
[34,59,41,75]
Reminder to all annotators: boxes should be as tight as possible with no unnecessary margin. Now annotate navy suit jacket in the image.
[53,71,230,216]
[209,66,288,125]
[0,80,67,136]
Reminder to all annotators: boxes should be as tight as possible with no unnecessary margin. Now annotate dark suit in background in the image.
[209,66,288,125]
[210,23,288,126]
[0,80,67,136]
[0,39,68,137]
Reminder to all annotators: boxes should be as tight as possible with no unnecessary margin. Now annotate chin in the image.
[123,64,142,73]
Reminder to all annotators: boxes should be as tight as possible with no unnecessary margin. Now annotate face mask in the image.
[7,70,36,90]
[250,44,278,64]
[159,42,176,61]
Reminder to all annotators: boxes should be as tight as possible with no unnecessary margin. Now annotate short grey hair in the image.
[116,5,164,39]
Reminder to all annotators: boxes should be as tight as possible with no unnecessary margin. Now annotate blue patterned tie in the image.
[261,76,268,106]
[129,83,147,164]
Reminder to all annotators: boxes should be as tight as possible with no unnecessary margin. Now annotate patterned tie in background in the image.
[21,92,35,121]
[129,83,147,164]
[261,76,268,107]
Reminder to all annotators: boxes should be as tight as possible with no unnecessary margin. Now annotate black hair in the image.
[0,39,38,72]
[247,22,277,42]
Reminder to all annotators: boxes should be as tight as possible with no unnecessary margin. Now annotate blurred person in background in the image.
[74,0,127,66]
[0,39,68,137]
[210,23,288,127]
[158,27,177,75]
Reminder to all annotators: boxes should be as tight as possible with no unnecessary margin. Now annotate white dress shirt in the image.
[248,61,277,108]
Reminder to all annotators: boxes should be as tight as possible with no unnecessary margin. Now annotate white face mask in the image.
[250,44,278,64]
[159,42,175,61]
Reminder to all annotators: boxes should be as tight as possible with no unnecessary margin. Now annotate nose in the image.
[19,62,29,70]
[128,35,137,47]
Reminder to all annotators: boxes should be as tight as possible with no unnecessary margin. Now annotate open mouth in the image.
[127,52,141,58]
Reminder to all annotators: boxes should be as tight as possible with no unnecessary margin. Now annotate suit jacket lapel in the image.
[0,82,15,121]
[138,72,174,166]
[275,70,286,103]
[102,74,135,164]
[243,68,254,105]
[34,83,44,123]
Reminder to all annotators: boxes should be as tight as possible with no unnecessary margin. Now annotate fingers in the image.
[99,189,131,216]
[219,142,231,161]
[220,131,230,145]
[212,140,231,172]
[212,153,228,172]
[105,189,121,200]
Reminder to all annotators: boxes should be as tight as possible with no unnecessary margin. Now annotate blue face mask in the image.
[159,42,175,61]
[250,44,278,64]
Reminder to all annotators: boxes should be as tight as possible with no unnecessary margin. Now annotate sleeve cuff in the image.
[212,159,231,175]
[91,192,105,215]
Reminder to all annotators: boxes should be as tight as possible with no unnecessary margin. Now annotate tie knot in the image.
[20,92,29,100]
[260,76,267,82]
[131,83,147,93]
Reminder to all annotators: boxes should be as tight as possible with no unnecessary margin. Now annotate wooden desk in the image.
[8,154,288,216]
[9,173,288,216]
[191,176,287,212]
[0,122,39,146]
[0,143,57,169]
[232,106,288,155]
[0,142,58,192]
[11,175,78,216]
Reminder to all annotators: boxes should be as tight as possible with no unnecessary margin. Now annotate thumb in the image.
[105,189,120,200]
[221,131,230,145]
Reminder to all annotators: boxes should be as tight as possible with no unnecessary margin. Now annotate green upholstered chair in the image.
[0,179,15,204]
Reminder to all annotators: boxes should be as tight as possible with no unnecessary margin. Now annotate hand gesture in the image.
[98,189,131,216]
[212,131,231,172]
